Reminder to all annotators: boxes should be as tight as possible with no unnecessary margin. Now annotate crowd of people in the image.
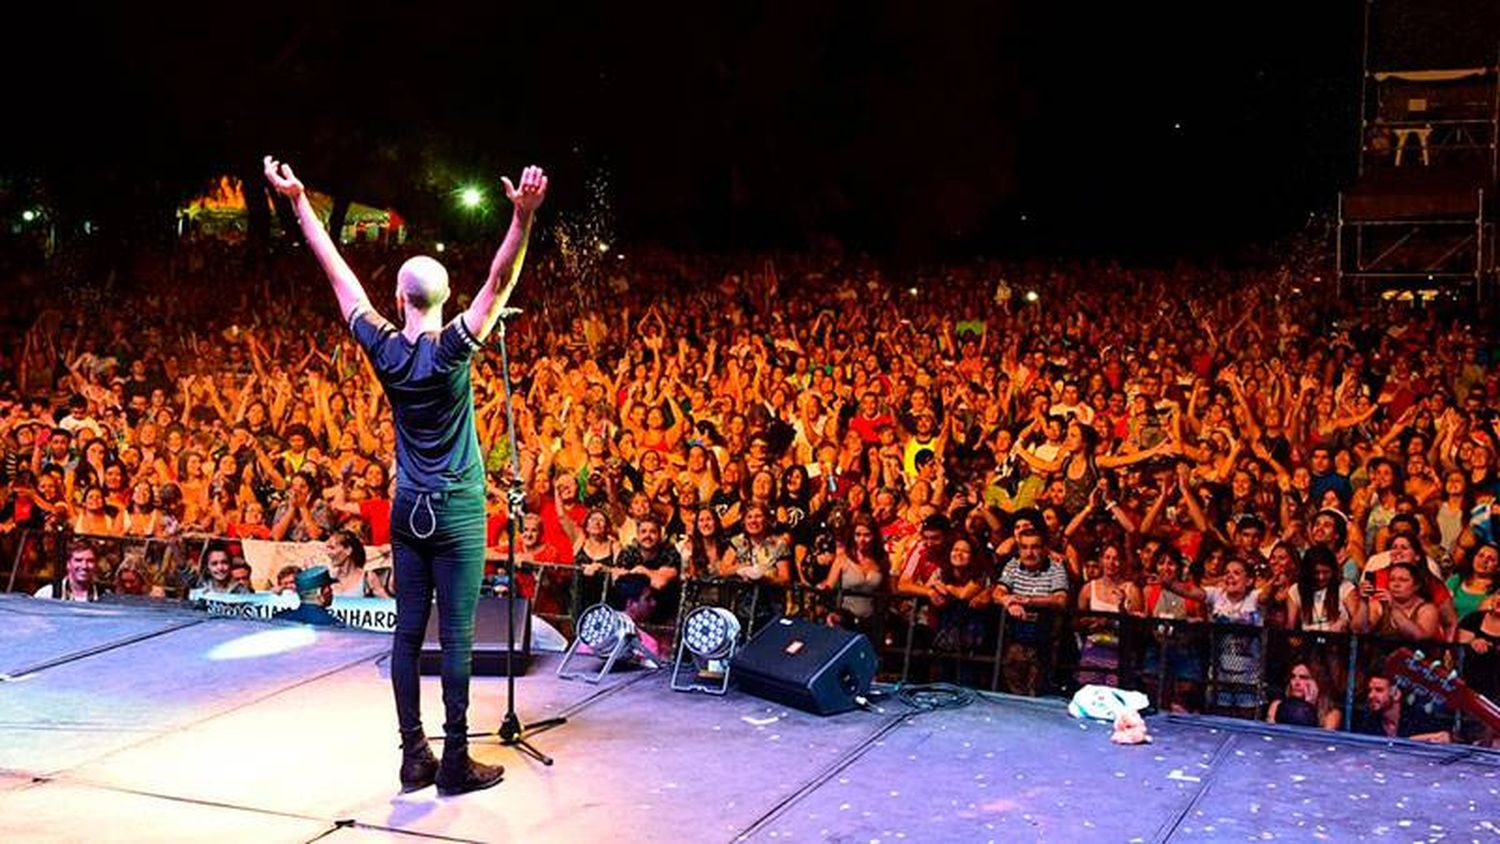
[2,234,1497,743]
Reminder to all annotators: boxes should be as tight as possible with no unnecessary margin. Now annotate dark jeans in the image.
[390,487,487,745]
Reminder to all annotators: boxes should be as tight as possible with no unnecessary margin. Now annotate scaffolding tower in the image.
[1337,0,1499,301]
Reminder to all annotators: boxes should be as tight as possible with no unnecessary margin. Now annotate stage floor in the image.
[2,595,1499,843]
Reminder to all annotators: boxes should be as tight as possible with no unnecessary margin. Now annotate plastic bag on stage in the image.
[1067,684,1150,722]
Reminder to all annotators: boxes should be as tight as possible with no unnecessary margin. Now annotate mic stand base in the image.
[469,710,566,766]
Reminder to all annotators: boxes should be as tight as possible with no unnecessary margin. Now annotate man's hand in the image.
[263,156,305,200]
[501,166,549,216]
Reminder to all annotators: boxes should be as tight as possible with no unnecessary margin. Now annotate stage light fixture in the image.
[579,603,633,652]
[671,605,741,695]
[557,603,651,684]
[459,187,484,209]
[682,606,739,659]
[21,210,37,222]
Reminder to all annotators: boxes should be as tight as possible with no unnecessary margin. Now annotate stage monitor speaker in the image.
[730,616,876,715]
[420,597,532,676]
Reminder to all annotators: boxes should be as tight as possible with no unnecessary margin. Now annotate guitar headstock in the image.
[1381,646,1500,735]
[1384,648,1458,708]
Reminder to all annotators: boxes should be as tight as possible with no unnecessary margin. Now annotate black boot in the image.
[435,742,504,797]
[399,734,439,793]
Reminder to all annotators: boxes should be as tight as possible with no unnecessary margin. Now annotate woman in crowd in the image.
[1265,661,1343,731]
[1433,469,1474,558]
[72,485,120,536]
[679,506,731,581]
[814,513,887,627]
[1448,542,1499,623]
[1286,545,1361,632]
[1156,555,1268,714]
[722,502,793,586]
[1366,561,1442,642]
[325,527,388,598]
[927,535,990,677]
[121,480,161,537]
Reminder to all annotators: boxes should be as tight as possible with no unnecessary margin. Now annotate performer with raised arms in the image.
[265,154,548,796]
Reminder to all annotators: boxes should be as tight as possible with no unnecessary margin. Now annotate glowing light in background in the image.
[21,209,37,222]
[459,187,484,209]
[207,626,318,661]
[1025,290,1039,303]
[434,242,446,253]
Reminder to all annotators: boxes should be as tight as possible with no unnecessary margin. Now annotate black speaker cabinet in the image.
[420,597,532,676]
[730,616,876,715]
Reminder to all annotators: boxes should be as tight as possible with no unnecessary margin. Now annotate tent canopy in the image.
[181,176,403,230]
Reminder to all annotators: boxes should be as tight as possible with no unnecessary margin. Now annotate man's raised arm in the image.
[464,166,548,344]
[263,155,370,322]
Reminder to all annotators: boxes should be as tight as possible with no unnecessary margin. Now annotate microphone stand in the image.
[469,308,564,765]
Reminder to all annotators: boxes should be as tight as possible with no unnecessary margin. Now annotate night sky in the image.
[3,1,1379,254]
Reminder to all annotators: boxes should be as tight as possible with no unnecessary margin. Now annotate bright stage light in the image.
[558,603,649,683]
[576,603,634,653]
[681,606,740,660]
[207,626,318,661]
[459,187,484,209]
[596,241,611,253]
[21,209,37,222]
[1025,290,1039,303]
[434,242,446,253]
[671,606,741,695]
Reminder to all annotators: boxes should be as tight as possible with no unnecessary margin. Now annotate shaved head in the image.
[396,256,450,314]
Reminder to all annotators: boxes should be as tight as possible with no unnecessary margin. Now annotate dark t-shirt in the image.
[615,541,683,619]
[350,306,484,494]
[1351,702,1451,739]
[1458,611,1500,701]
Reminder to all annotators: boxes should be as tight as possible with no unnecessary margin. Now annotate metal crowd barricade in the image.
[1201,620,1270,717]
[1062,610,1153,695]
[992,605,1070,696]
[519,560,591,640]
[1137,617,1211,713]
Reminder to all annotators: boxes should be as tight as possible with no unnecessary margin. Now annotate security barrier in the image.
[8,528,1494,747]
